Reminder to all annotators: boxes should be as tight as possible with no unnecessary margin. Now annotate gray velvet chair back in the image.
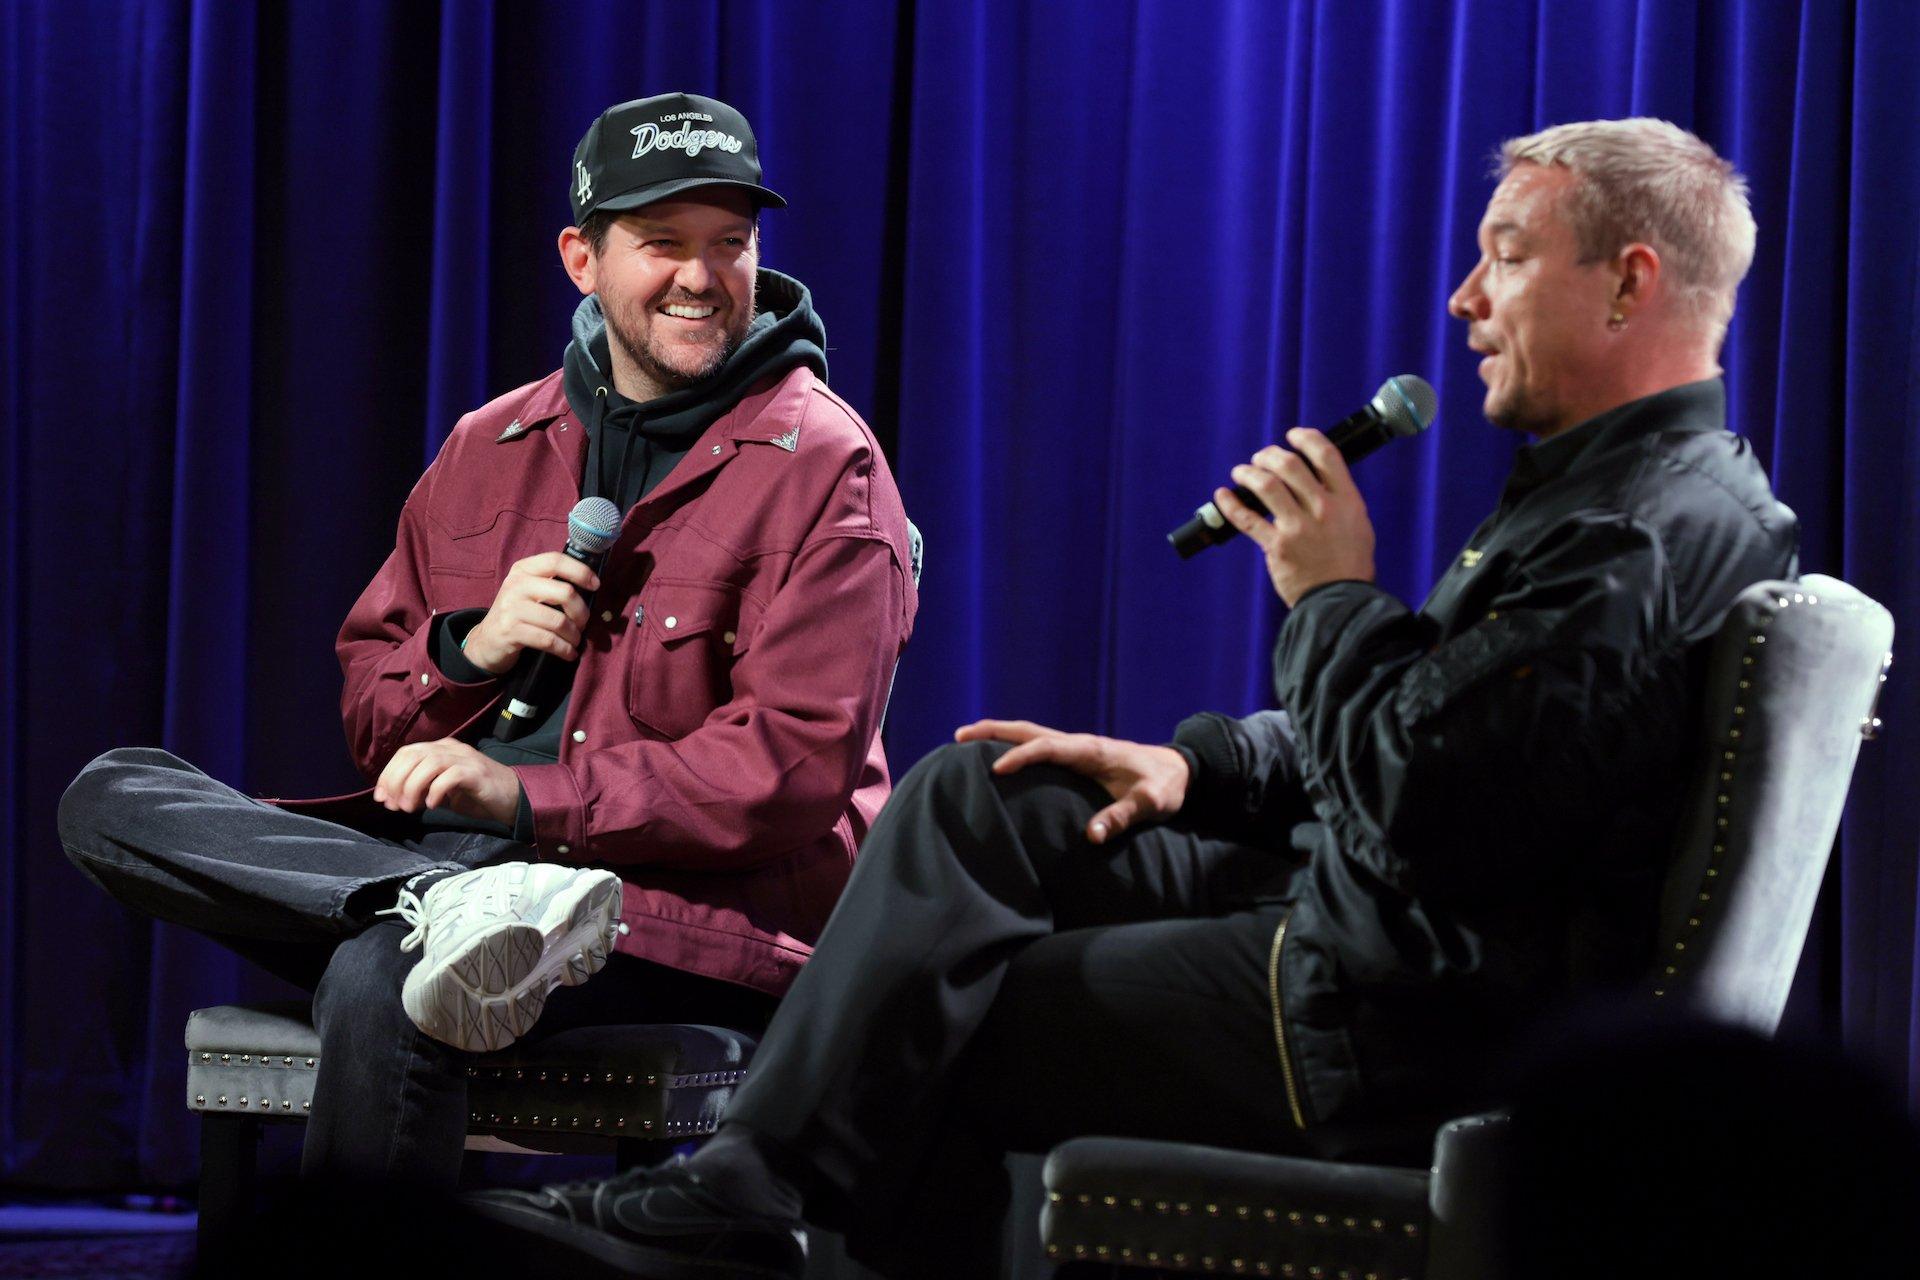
[1653,574,1893,1031]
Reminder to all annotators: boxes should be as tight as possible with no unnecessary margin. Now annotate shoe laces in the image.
[374,870,471,952]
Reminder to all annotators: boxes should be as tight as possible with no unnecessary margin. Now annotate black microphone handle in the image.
[1168,404,1398,558]
[495,542,607,740]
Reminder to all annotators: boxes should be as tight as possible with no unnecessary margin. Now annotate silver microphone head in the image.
[567,497,622,555]
[1373,374,1438,436]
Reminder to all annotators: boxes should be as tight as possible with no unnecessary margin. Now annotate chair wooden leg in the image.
[197,1112,261,1252]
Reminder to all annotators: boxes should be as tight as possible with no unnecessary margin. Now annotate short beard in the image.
[606,297,756,398]
[1485,394,1524,432]
[1484,386,1549,435]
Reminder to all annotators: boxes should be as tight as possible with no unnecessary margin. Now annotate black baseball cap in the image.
[569,92,786,225]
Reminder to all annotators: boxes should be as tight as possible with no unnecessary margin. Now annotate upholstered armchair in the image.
[1039,574,1894,1280]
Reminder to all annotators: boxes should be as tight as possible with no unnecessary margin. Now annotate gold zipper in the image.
[1267,911,1307,1130]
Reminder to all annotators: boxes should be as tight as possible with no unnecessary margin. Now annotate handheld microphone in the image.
[496,497,622,739]
[1168,374,1437,559]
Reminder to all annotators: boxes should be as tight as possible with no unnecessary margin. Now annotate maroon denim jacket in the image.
[296,366,915,995]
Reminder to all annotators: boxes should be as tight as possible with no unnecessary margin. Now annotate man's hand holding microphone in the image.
[459,552,601,675]
[1216,426,1378,608]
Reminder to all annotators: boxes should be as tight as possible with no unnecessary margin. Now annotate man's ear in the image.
[558,226,597,297]
[1613,241,1663,315]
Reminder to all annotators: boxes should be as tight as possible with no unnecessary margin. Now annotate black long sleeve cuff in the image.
[1170,713,1246,824]
[1168,710,1315,844]
[430,609,496,685]
[511,786,536,844]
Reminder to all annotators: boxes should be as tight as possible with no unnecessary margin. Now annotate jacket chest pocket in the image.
[626,580,758,739]
[426,510,564,611]
[424,564,497,614]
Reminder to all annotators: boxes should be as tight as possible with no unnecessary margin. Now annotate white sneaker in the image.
[381,862,627,1053]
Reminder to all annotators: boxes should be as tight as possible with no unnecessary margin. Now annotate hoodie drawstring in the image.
[589,385,610,502]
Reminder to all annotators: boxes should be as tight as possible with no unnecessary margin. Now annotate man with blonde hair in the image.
[1506,118,1754,330]
[482,119,1796,1280]
[1465,117,1758,437]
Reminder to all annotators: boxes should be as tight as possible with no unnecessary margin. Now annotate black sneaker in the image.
[467,1158,806,1280]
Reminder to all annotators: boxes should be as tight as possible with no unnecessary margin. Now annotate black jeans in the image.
[723,741,1308,1277]
[57,747,774,1189]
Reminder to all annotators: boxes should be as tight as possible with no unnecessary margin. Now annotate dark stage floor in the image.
[0,1201,195,1279]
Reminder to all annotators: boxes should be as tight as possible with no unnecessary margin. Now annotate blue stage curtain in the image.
[3,0,1915,1189]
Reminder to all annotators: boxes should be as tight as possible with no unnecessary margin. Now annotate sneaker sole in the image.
[405,872,623,1053]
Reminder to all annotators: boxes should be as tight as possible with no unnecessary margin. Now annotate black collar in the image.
[1503,378,1726,502]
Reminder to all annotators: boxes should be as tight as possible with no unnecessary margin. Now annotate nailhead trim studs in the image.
[1659,610,1777,998]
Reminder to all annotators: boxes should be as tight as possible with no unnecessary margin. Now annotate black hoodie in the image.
[424,269,829,834]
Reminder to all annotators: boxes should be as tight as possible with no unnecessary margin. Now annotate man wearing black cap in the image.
[57,93,916,1189]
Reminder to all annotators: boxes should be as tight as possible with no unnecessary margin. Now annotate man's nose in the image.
[1448,266,1487,321]
[675,252,716,294]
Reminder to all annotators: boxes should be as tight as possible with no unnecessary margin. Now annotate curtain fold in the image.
[425,0,494,458]
[1837,0,1920,1097]
[4,0,1916,1187]
[139,0,261,1176]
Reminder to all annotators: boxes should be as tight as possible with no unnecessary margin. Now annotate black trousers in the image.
[724,741,1309,1276]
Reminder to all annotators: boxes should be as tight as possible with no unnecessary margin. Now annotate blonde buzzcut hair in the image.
[1499,118,1756,347]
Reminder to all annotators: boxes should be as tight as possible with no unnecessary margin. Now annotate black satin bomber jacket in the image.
[1172,379,1799,1140]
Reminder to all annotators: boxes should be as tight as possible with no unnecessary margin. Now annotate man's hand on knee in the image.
[953,720,1190,845]
[373,738,520,826]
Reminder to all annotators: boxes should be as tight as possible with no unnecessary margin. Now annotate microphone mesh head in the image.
[1377,375,1438,435]
[568,497,622,554]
